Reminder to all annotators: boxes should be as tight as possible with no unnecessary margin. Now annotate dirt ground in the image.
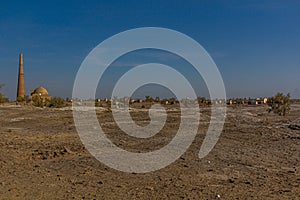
[0,103,299,199]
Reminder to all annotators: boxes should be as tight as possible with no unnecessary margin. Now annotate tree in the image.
[197,97,206,105]
[145,96,154,102]
[155,96,160,102]
[0,84,9,103]
[267,93,291,116]
[169,97,176,104]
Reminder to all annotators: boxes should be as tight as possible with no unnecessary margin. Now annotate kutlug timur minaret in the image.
[17,53,26,100]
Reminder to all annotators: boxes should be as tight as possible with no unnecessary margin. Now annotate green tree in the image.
[268,93,291,116]
[145,96,154,102]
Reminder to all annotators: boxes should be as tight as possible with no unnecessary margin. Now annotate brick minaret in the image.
[17,53,25,100]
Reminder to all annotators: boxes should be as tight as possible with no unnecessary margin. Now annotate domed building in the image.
[30,86,51,102]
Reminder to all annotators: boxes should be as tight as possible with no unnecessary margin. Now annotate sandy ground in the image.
[0,103,299,199]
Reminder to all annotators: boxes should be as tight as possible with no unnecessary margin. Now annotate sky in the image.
[0,0,300,100]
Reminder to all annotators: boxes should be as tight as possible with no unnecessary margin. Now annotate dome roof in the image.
[34,86,49,95]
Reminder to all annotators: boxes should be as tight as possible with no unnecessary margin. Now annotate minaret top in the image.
[19,53,23,65]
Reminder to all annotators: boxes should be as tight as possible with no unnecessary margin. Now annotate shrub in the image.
[31,96,46,107]
[47,97,67,108]
[16,96,25,102]
[145,96,154,102]
[169,97,176,105]
[267,93,291,116]
[95,101,102,107]
[0,94,9,103]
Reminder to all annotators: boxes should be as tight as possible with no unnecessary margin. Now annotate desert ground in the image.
[0,103,299,199]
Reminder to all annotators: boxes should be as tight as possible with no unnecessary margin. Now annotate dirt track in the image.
[0,104,299,199]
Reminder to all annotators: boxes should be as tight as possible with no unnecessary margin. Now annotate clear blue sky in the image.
[1,0,299,100]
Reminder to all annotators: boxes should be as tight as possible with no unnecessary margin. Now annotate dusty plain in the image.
[0,103,299,199]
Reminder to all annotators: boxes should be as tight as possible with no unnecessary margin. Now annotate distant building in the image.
[130,99,135,104]
[161,100,169,105]
[227,97,268,105]
[227,99,234,105]
[248,98,268,105]
[255,98,268,105]
[30,86,51,102]
[103,98,111,103]
[16,53,53,104]
[263,98,268,104]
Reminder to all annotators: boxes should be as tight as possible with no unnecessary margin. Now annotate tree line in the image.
[0,83,295,115]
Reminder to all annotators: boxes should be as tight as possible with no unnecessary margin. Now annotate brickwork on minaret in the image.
[17,53,25,100]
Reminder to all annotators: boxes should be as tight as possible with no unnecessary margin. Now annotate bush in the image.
[0,94,9,103]
[95,101,102,107]
[267,93,291,116]
[16,96,25,102]
[32,96,67,108]
[31,96,47,107]
[47,97,67,108]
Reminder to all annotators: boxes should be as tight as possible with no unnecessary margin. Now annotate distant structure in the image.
[30,86,51,102]
[17,53,26,100]
[227,97,268,105]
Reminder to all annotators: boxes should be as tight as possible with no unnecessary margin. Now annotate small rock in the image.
[245,181,252,185]
[228,179,235,183]
[145,186,154,191]
[75,181,84,185]
[97,181,103,184]
[282,189,291,193]
[63,146,74,154]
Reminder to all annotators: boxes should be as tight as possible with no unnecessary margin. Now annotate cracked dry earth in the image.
[0,103,299,199]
